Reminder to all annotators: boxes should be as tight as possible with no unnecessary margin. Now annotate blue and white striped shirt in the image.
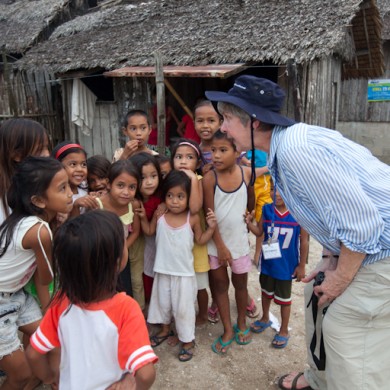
[268,123,390,266]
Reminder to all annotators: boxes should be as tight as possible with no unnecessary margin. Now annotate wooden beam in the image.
[154,52,166,155]
[164,79,193,120]
[362,9,373,68]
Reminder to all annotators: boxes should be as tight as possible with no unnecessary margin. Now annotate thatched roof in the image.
[17,0,382,75]
[0,0,71,54]
[377,0,390,39]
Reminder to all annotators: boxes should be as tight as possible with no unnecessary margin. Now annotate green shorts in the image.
[259,273,292,305]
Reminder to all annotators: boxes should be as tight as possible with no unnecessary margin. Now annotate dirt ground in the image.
[1,235,322,390]
[150,235,322,390]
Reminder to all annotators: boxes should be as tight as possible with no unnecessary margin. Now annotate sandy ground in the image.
[1,235,322,390]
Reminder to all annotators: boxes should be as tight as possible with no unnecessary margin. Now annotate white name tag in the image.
[262,241,282,260]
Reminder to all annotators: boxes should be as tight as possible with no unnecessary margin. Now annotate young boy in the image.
[246,179,309,348]
[113,109,157,162]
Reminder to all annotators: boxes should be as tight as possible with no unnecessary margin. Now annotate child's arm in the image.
[32,271,51,312]
[202,171,232,265]
[293,228,310,281]
[245,210,263,237]
[176,120,185,137]
[136,203,157,236]
[26,346,57,385]
[23,223,53,286]
[182,169,202,214]
[126,200,141,249]
[242,166,255,212]
[70,195,99,217]
[192,209,216,245]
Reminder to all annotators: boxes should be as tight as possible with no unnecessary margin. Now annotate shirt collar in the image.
[268,125,285,171]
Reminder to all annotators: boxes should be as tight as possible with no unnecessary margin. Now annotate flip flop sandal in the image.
[150,330,174,348]
[278,372,314,390]
[246,298,259,318]
[178,342,195,362]
[211,335,234,355]
[233,324,252,345]
[207,306,219,323]
[250,320,272,334]
[272,333,290,349]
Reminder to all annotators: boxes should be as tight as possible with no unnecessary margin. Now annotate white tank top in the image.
[153,212,195,276]
[207,167,250,258]
[0,216,52,292]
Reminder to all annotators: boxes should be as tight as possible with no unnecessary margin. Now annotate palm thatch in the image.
[0,0,71,54]
[377,0,390,39]
[16,0,382,75]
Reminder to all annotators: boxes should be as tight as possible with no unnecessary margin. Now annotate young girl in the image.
[86,154,111,196]
[52,141,98,215]
[171,139,209,325]
[141,170,216,362]
[95,160,141,296]
[131,153,162,310]
[26,210,158,389]
[0,118,50,222]
[0,156,73,389]
[203,130,254,355]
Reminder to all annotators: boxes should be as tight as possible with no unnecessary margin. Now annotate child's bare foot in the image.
[167,334,179,346]
[195,314,208,326]
[277,371,312,390]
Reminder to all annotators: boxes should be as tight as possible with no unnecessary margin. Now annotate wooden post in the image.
[154,52,166,155]
[287,60,302,122]
[2,49,18,117]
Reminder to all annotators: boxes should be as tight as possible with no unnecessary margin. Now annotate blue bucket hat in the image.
[205,75,295,127]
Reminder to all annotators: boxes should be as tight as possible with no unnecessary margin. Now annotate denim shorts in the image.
[0,289,42,358]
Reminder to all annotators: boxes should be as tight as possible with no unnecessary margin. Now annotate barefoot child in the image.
[141,170,217,362]
[203,130,254,354]
[26,210,158,389]
[0,157,73,389]
[246,179,309,348]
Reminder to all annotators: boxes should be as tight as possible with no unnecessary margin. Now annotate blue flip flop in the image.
[211,335,235,355]
[233,324,252,345]
[272,333,290,349]
[250,320,272,334]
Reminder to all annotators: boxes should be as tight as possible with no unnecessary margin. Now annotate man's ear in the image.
[31,195,46,209]
[252,119,261,130]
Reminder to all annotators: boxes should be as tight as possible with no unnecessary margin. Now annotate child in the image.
[203,130,254,354]
[95,160,141,297]
[141,170,217,362]
[176,113,200,143]
[155,154,172,179]
[246,180,309,348]
[194,99,222,175]
[113,110,158,162]
[171,139,209,325]
[0,156,73,389]
[131,153,162,309]
[52,141,98,215]
[0,118,50,222]
[86,154,111,196]
[26,210,158,389]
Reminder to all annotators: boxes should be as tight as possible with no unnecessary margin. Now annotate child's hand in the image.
[216,244,232,267]
[180,169,196,180]
[74,195,99,210]
[205,208,217,228]
[245,210,255,225]
[89,190,107,198]
[201,163,213,175]
[293,265,306,282]
[156,202,168,218]
[134,202,147,220]
[107,373,136,390]
[121,140,139,159]
[240,156,251,167]
[56,212,68,225]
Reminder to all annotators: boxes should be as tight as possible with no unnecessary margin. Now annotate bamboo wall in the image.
[0,69,64,146]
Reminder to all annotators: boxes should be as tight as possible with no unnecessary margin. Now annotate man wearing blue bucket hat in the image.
[206,75,390,390]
